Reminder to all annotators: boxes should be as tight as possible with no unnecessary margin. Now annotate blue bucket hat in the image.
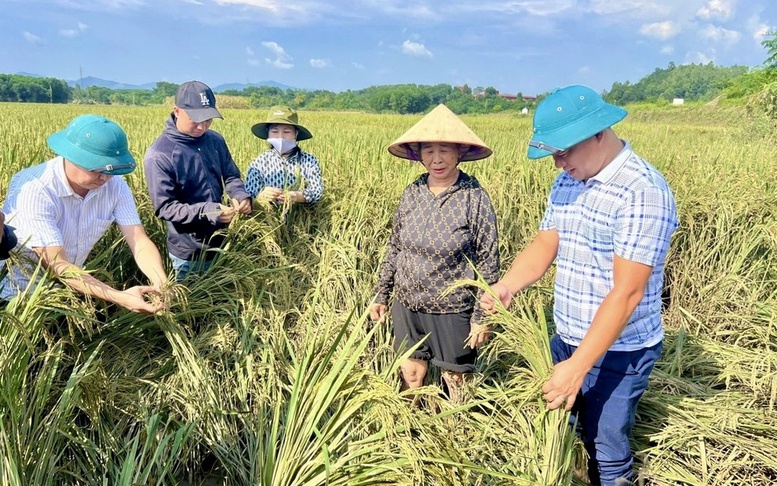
[527,85,627,160]
[47,115,136,175]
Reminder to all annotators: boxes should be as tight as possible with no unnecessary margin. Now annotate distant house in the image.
[498,93,518,101]
[672,98,685,105]
[522,95,538,103]
[520,107,529,115]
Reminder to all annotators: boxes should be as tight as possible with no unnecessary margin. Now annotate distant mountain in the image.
[12,72,292,92]
[213,81,297,92]
[66,77,154,90]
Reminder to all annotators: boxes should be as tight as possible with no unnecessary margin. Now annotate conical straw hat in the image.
[387,104,492,162]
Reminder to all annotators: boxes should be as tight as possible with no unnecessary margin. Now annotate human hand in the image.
[278,191,303,204]
[541,359,585,411]
[259,187,283,202]
[232,197,252,215]
[216,204,237,223]
[468,322,491,349]
[119,285,167,314]
[480,282,514,314]
[369,303,387,323]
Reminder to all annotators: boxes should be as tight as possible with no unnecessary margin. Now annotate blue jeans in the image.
[168,253,214,282]
[551,334,662,486]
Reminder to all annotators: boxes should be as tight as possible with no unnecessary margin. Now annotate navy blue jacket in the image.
[145,115,250,261]
[0,225,16,260]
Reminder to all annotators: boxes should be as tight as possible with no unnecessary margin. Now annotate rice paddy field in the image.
[0,101,775,485]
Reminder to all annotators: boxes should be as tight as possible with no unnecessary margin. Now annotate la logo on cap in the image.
[199,93,210,107]
[273,110,285,115]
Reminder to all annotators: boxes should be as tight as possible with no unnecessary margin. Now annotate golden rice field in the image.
[0,101,776,485]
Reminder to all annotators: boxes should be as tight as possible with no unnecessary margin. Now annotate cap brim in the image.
[526,105,627,160]
[186,107,223,123]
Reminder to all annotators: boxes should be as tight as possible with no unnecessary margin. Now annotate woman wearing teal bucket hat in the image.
[0,114,170,314]
[481,85,678,485]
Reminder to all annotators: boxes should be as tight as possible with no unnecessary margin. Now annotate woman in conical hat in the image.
[370,104,500,401]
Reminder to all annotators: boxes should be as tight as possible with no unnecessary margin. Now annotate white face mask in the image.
[268,138,297,154]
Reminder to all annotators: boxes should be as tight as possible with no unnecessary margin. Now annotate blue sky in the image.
[1,0,775,96]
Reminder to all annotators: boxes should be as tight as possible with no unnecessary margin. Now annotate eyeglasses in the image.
[90,162,136,175]
[528,140,568,157]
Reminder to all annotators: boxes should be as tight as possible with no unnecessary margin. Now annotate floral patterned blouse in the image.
[245,148,324,204]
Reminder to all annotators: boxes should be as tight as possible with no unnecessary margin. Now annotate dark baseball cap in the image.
[175,80,222,123]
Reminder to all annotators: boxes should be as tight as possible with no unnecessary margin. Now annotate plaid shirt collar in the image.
[590,141,632,185]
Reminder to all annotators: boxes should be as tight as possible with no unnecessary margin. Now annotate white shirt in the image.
[0,156,141,299]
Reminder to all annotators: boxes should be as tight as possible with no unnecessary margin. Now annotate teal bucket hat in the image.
[527,84,627,160]
[47,114,137,175]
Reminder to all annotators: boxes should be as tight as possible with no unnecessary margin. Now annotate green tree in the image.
[153,81,179,98]
[762,30,777,68]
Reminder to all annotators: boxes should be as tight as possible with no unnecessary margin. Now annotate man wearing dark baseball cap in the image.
[174,80,222,123]
[145,80,251,281]
[482,85,678,485]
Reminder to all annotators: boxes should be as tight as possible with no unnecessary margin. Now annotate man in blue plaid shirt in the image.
[481,85,678,486]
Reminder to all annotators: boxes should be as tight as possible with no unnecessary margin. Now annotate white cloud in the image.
[59,22,88,38]
[214,0,281,12]
[577,65,591,74]
[310,58,329,68]
[639,21,679,40]
[246,46,255,56]
[752,23,771,44]
[23,31,43,44]
[262,41,294,69]
[91,0,145,7]
[685,50,715,64]
[473,0,574,16]
[351,62,365,69]
[590,0,665,16]
[699,25,741,44]
[660,45,675,55]
[212,0,310,19]
[360,0,436,19]
[696,0,735,20]
[402,40,432,57]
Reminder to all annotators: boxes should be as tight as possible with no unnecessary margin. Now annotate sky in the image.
[1,0,775,96]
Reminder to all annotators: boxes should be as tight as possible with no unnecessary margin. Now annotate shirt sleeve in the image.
[221,145,250,202]
[244,157,265,198]
[300,153,324,204]
[144,153,222,226]
[615,186,678,267]
[14,182,64,248]
[112,178,142,226]
[470,190,500,325]
[539,181,559,231]
[374,194,406,305]
[0,225,17,259]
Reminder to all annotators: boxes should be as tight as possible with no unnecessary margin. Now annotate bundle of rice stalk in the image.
[446,277,578,485]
